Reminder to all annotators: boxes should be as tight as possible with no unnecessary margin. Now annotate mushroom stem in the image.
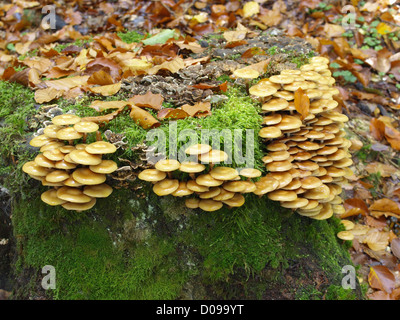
[68,139,74,145]
[189,173,195,180]
[82,133,87,143]
[96,131,102,141]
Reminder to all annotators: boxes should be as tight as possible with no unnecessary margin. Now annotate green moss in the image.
[325,285,357,300]
[117,30,146,44]
[149,87,265,171]
[0,81,38,193]
[12,189,190,300]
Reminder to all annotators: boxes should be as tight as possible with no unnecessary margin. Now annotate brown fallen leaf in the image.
[294,87,310,120]
[157,108,190,120]
[364,229,390,251]
[87,69,115,86]
[147,57,185,75]
[34,87,63,104]
[368,265,396,294]
[81,107,125,124]
[385,126,400,151]
[181,102,211,117]
[88,82,121,96]
[369,198,400,215]
[391,238,400,260]
[128,91,164,111]
[130,105,160,129]
[89,100,131,112]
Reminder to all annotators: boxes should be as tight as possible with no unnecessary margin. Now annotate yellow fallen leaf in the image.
[377,22,392,35]
[34,87,63,104]
[147,57,185,75]
[88,82,121,96]
[89,100,130,112]
[243,1,260,18]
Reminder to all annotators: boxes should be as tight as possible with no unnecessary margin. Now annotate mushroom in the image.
[138,169,167,182]
[62,198,96,211]
[85,141,117,154]
[198,199,223,212]
[73,121,99,143]
[41,189,67,206]
[153,179,179,196]
[69,149,102,166]
[209,166,239,181]
[72,168,106,185]
[52,114,81,126]
[56,186,92,203]
[185,198,200,209]
[89,160,118,174]
[83,184,113,198]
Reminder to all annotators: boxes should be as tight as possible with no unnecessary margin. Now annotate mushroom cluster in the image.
[250,56,353,220]
[138,144,263,211]
[22,114,118,211]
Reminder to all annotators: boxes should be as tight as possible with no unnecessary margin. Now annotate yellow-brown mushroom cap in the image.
[196,174,224,187]
[43,148,65,161]
[155,159,181,172]
[55,159,77,170]
[199,150,228,164]
[57,186,92,203]
[233,68,260,79]
[222,181,247,193]
[34,154,56,168]
[336,231,354,241]
[171,181,194,197]
[85,141,117,154]
[45,170,70,183]
[267,190,297,202]
[43,125,62,138]
[222,193,245,207]
[262,98,289,112]
[259,127,282,139]
[22,161,52,177]
[153,179,179,196]
[41,189,67,206]
[89,160,118,174]
[185,198,200,209]
[138,169,167,182]
[52,114,81,126]
[62,198,96,211]
[239,168,262,179]
[185,144,212,156]
[29,135,56,147]
[56,127,83,141]
[186,179,210,192]
[199,199,223,211]
[73,121,99,133]
[199,187,221,199]
[69,149,102,166]
[179,161,206,173]
[83,184,113,198]
[209,166,239,181]
[72,168,106,185]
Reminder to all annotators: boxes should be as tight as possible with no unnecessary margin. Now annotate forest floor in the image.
[0,0,400,300]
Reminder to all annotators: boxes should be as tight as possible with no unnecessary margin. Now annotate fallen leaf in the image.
[157,108,190,120]
[147,57,185,75]
[370,118,386,141]
[130,105,160,129]
[81,107,125,124]
[369,198,400,215]
[368,265,395,294]
[88,82,121,96]
[243,1,260,18]
[385,126,400,151]
[129,91,164,110]
[89,100,130,112]
[364,229,390,251]
[181,101,211,117]
[87,69,115,86]
[34,87,63,104]
[294,87,310,120]
[391,238,400,260]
